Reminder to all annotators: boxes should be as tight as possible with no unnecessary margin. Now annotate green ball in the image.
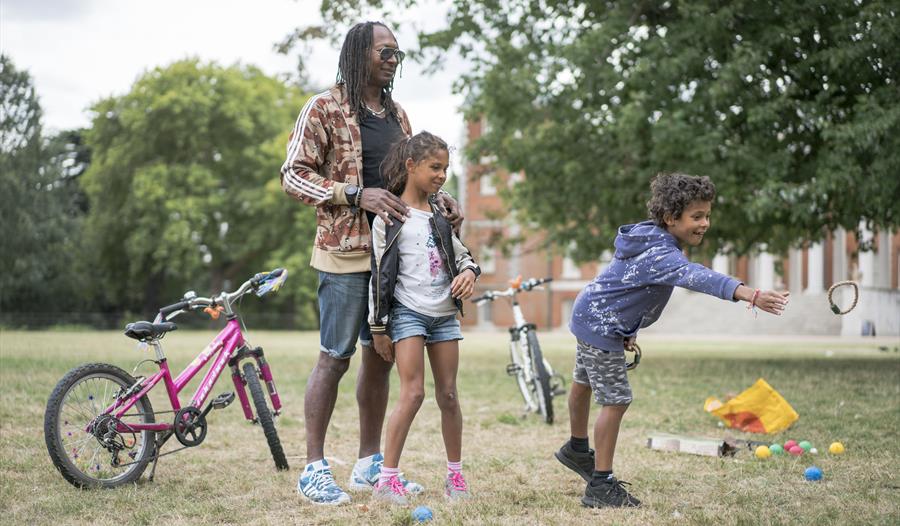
[769,444,785,455]
[799,441,813,452]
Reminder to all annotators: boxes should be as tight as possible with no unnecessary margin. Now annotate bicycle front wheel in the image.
[44,363,155,488]
[509,340,537,413]
[242,362,289,471]
[526,331,554,424]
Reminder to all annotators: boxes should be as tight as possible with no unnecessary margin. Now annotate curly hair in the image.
[381,131,448,196]
[646,172,716,225]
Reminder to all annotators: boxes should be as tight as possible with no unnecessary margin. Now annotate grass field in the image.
[1,329,898,525]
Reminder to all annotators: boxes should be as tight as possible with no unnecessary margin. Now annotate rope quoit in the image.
[827,280,859,315]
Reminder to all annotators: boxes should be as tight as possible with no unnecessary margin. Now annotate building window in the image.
[562,242,586,279]
[478,301,493,324]
[560,299,575,327]
[480,246,497,274]
[480,174,496,195]
[478,155,497,195]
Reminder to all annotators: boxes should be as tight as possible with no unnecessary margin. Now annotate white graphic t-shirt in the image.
[393,208,457,317]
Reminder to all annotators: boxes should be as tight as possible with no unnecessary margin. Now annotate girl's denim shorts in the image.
[390,302,462,344]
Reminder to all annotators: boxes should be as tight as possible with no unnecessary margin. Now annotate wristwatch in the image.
[344,184,359,205]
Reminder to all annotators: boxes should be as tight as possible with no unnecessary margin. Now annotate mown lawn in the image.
[1,329,898,525]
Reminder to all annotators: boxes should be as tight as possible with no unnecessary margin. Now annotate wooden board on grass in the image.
[646,432,765,457]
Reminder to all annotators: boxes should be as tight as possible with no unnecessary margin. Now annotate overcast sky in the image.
[2,0,468,170]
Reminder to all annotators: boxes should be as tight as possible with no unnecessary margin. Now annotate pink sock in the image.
[378,466,399,487]
[447,460,462,475]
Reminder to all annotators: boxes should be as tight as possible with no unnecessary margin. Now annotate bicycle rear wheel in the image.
[242,362,289,470]
[44,363,155,488]
[526,331,554,424]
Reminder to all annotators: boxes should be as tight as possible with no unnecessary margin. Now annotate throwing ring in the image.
[827,280,859,315]
[625,341,642,370]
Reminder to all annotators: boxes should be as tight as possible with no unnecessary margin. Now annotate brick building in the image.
[459,119,900,336]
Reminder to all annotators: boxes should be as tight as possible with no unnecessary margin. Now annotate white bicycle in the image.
[472,276,566,424]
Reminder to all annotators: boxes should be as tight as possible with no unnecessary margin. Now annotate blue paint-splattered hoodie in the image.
[569,221,742,351]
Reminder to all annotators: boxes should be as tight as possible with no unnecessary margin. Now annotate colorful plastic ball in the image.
[769,444,785,455]
[810,447,819,455]
[411,506,434,523]
[755,445,772,459]
[804,466,823,481]
[789,445,804,456]
[799,440,813,452]
[829,442,845,454]
[784,440,798,450]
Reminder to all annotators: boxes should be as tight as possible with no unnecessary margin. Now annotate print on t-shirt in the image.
[425,227,450,298]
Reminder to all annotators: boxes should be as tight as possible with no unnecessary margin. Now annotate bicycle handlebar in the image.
[471,277,553,304]
[157,268,287,321]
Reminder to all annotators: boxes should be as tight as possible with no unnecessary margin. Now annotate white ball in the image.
[810,447,818,454]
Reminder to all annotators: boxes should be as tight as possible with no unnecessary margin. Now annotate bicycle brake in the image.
[505,363,522,376]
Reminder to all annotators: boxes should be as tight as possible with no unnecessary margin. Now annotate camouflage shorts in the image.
[572,339,633,405]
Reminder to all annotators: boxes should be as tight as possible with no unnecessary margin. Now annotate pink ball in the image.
[784,440,798,450]
[789,446,804,456]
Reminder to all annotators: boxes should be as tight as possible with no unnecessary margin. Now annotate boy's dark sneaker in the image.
[554,441,595,482]
[581,478,642,508]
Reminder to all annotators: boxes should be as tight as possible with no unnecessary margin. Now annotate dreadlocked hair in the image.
[646,172,717,225]
[336,21,400,120]
[381,131,449,196]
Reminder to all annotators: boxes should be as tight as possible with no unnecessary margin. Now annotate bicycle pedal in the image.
[211,392,235,409]
[505,363,522,376]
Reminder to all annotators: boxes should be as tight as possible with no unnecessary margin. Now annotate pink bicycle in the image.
[44,269,290,488]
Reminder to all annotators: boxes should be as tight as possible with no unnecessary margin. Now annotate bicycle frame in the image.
[101,317,282,434]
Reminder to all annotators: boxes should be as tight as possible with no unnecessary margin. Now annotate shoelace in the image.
[308,468,340,494]
[608,478,633,498]
[448,471,468,492]
[387,474,409,496]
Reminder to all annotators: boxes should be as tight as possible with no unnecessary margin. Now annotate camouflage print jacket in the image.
[280,84,412,273]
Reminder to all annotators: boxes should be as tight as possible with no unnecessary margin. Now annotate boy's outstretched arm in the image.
[733,285,790,315]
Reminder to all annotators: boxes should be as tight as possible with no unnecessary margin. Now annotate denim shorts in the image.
[572,339,633,405]
[389,302,462,344]
[318,271,372,359]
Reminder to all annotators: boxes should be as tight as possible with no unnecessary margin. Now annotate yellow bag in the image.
[704,378,799,434]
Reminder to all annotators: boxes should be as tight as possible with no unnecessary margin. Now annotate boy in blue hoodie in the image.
[556,173,789,508]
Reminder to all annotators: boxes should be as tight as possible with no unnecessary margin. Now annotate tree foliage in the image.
[80,60,318,324]
[0,55,83,314]
[285,0,900,258]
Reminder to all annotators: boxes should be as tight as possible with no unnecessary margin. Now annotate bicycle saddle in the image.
[124,321,178,341]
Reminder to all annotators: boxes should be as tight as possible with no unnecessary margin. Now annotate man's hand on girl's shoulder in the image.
[435,192,464,231]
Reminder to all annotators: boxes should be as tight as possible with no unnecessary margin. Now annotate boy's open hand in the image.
[757,290,790,315]
[451,268,477,300]
[373,334,394,362]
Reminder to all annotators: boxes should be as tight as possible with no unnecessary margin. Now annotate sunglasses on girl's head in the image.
[376,47,406,62]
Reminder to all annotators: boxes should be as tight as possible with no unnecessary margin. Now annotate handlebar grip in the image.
[471,295,487,304]
[252,268,285,287]
[159,301,190,317]
[542,277,553,283]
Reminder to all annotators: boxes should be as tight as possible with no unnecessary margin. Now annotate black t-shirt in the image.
[360,110,403,225]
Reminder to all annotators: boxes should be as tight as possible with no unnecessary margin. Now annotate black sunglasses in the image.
[376,47,406,62]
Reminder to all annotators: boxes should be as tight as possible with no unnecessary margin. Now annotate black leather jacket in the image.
[368,201,480,334]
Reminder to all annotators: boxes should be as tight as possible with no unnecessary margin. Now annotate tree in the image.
[80,59,318,325]
[0,55,83,318]
[283,0,899,259]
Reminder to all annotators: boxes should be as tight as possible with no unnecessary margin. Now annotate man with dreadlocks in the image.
[281,21,463,505]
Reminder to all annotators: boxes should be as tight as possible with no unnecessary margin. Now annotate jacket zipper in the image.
[432,216,464,317]
[375,224,403,327]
